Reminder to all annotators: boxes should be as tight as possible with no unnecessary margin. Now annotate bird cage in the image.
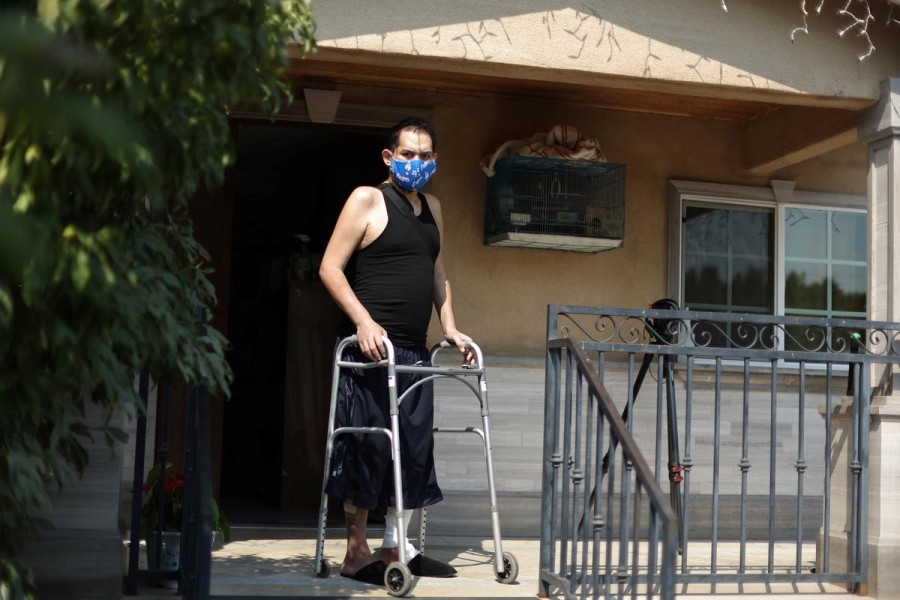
[484,156,626,252]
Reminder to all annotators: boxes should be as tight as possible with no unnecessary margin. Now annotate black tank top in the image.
[342,183,440,347]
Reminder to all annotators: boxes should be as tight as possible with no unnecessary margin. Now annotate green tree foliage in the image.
[0,2,315,597]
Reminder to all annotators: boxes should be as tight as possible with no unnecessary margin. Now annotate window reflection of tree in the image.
[784,208,866,316]
[684,207,772,312]
[785,272,865,314]
[785,207,810,228]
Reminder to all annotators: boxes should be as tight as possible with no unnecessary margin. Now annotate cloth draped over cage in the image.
[480,125,608,177]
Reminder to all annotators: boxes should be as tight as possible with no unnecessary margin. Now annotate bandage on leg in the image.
[382,508,457,577]
[382,509,420,561]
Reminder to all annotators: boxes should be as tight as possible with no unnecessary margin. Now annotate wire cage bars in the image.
[485,156,626,253]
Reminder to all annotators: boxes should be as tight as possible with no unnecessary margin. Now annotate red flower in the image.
[141,465,186,538]
[163,474,185,494]
[140,464,231,544]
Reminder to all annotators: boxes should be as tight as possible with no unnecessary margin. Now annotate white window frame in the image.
[668,180,865,316]
[667,180,865,369]
[778,203,867,320]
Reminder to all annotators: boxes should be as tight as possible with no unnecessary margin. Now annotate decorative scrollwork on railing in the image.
[591,315,618,343]
[688,320,721,348]
[689,321,783,350]
[558,312,689,346]
[860,328,898,356]
[555,309,900,357]
[791,325,828,352]
[621,316,657,344]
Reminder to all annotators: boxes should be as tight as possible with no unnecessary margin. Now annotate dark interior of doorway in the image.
[220,120,386,523]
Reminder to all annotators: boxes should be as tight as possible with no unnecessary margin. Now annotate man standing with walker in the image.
[318,117,473,586]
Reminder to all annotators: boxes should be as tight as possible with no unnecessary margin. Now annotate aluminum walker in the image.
[313,335,518,597]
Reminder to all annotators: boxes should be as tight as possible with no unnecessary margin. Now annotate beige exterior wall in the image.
[408,94,867,355]
[313,0,900,101]
[301,1,897,357]
[773,142,867,194]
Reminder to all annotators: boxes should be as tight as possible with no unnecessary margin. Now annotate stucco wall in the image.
[413,95,867,355]
[313,0,900,101]
[773,141,867,194]
[301,2,884,357]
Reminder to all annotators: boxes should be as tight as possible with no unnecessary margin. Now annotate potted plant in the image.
[141,463,231,574]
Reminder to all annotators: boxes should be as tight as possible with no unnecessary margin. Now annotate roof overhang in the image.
[281,47,876,175]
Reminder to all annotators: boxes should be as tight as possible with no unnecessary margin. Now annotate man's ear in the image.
[381,149,393,166]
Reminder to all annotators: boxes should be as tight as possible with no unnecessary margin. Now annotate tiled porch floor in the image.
[126,529,858,599]
[125,498,852,600]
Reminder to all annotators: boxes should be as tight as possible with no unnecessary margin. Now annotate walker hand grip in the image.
[341,335,393,350]
[440,339,476,349]
[434,338,482,368]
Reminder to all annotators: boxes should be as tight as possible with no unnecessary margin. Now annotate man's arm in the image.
[319,187,388,361]
[426,193,475,363]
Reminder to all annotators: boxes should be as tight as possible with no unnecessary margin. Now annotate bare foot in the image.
[341,551,377,576]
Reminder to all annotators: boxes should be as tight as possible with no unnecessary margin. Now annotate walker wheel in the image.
[496,551,518,584]
[385,561,412,597]
[315,560,330,578]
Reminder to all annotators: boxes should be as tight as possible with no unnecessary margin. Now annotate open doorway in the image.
[220,120,387,523]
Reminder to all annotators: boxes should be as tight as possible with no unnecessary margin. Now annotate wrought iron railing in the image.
[540,336,678,599]
[542,304,900,595]
[124,376,213,599]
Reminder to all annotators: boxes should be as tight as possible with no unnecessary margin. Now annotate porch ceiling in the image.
[285,47,875,175]
[289,57,781,122]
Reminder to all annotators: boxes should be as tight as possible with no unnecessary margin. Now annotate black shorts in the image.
[324,345,443,510]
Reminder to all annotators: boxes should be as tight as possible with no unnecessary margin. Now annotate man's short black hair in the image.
[388,117,436,152]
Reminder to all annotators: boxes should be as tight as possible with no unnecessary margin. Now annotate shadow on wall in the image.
[312,0,895,91]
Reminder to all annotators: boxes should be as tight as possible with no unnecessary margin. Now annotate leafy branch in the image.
[0,2,315,598]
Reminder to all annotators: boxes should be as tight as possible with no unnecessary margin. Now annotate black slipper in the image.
[407,554,457,578]
[340,560,388,585]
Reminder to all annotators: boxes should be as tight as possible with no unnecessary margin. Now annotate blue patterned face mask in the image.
[390,158,437,191]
